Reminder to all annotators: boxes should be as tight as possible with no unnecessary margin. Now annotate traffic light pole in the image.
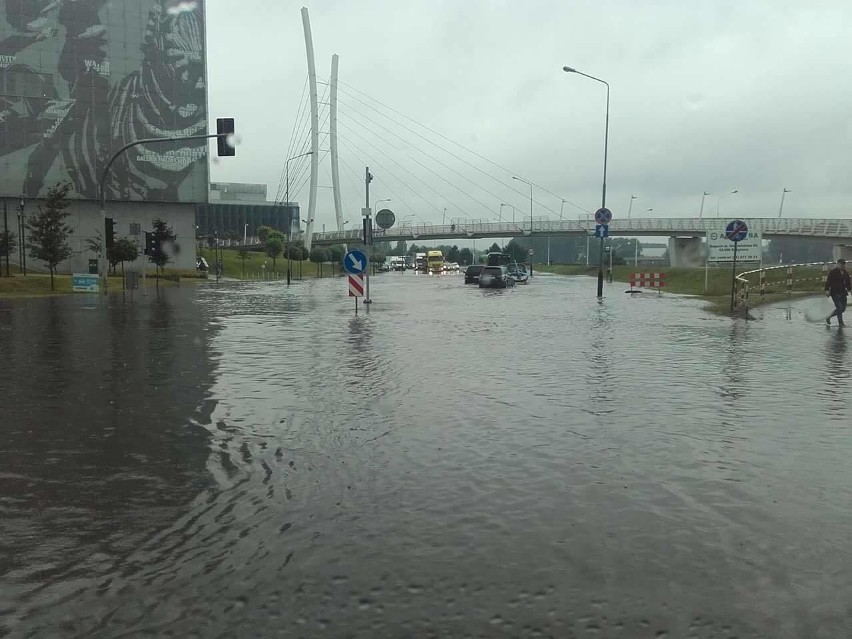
[363,166,373,304]
[98,132,230,294]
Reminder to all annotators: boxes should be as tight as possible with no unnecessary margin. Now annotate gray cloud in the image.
[206,0,852,230]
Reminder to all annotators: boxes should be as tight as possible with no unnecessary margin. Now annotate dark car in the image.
[478,266,516,289]
[464,264,484,284]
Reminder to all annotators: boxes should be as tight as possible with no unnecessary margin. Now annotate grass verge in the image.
[198,248,342,280]
[534,264,824,314]
[0,267,204,298]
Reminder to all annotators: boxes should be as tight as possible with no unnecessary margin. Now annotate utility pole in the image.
[3,200,8,277]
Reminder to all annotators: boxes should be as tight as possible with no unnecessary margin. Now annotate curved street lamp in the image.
[563,65,610,297]
[716,190,739,218]
[778,188,791,218]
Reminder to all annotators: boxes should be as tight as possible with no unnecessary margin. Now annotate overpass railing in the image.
[310,217,852,244]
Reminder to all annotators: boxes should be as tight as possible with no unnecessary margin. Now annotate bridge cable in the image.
[336,131,446,222]
[276,77,312,203]
[336,98,528,218]
[337,80,589,214]
[336,123,462,220]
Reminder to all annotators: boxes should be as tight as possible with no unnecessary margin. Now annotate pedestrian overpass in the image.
[229,217,852,264]
[308,217,852,244]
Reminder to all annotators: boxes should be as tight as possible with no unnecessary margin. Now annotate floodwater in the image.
[0,273,849,638]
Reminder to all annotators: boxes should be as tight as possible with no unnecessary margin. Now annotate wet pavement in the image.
[0,273,850,638]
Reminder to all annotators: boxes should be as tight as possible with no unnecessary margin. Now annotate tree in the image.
[85,230,102,259]
[265,234,284,271]
[370,248,386,266]
[394,240,407,255]
[609,238,641,265]
[109,238,138,281]
[505,239,528,263]
[446,245,460,263]
[26,182,74,289]
[309,246,330,276]
[459,247,473,265]
[328,244,345,263]
[148,218,175,283]
[0,229,16,276]
[765,238,832,264]
[487,242,501,254]
[286,239,307,261]
[237,248,249,279]
[257,225,273,243]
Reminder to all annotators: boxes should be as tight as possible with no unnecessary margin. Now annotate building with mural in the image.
[0,0,208,272]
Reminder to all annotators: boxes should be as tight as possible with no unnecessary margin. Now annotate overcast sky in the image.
[205,0,852,231]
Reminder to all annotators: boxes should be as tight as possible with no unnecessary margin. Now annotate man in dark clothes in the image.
[825,258,852,326]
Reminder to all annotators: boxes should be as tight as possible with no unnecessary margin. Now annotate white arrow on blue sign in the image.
[595,224,609,238]
[343,249,368,274]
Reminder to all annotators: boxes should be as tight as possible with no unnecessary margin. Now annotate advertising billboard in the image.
[0,0,208,203]
[707,223,763,262]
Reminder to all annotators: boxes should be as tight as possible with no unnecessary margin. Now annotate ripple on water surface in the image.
[0,276,850,637]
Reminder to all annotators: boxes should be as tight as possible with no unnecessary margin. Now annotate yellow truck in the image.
[426,250,445,274]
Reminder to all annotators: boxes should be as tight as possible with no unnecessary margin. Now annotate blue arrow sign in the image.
[343,249,367,274]
[725,219,748,243]
[595,224,609,238]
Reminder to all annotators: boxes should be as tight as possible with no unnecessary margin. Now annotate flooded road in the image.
[1,273,850,638]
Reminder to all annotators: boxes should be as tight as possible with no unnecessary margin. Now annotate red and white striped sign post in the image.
[629,272,666,294]
[348,273,365,313]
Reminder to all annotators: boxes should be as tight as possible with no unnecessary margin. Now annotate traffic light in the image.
[216,117,235,157]
[362,217,372,246]
[144,232,161,257]
[105,217,116,250]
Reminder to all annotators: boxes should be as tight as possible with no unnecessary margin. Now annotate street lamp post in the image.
[563,65,609,297]
[777,188,791,218]
[716,189,738,218]
[512,176,534,277]
[18,196,26,276]
[627,194,637,219]
[699,191,709,218]
[285,151,314,286]
[300,217,314,279]
[495,203,504,222]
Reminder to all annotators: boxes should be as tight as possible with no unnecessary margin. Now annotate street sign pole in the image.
[594,208,612,297]
[730,240,739,312]
[724,219,748,313]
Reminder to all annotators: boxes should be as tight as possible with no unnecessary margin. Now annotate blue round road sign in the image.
[594,207,613,225]
[343,249,368,274]
[725,219,749,243]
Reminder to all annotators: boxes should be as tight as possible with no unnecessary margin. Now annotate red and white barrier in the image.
[348,274,365,297]
[630,272,666,289]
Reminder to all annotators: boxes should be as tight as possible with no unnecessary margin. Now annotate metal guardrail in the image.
[734,261,832,311]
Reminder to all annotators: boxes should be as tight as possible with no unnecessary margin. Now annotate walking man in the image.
[825,258,851,326]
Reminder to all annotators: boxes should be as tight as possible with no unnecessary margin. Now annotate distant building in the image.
[195,184,299,238]
[209,182,268,203]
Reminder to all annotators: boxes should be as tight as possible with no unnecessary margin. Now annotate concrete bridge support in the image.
[832,245,852,262]
[668,236,704,268]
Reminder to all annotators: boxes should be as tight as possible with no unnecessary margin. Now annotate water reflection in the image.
[0,290,219,635]
[2,277,851,637]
